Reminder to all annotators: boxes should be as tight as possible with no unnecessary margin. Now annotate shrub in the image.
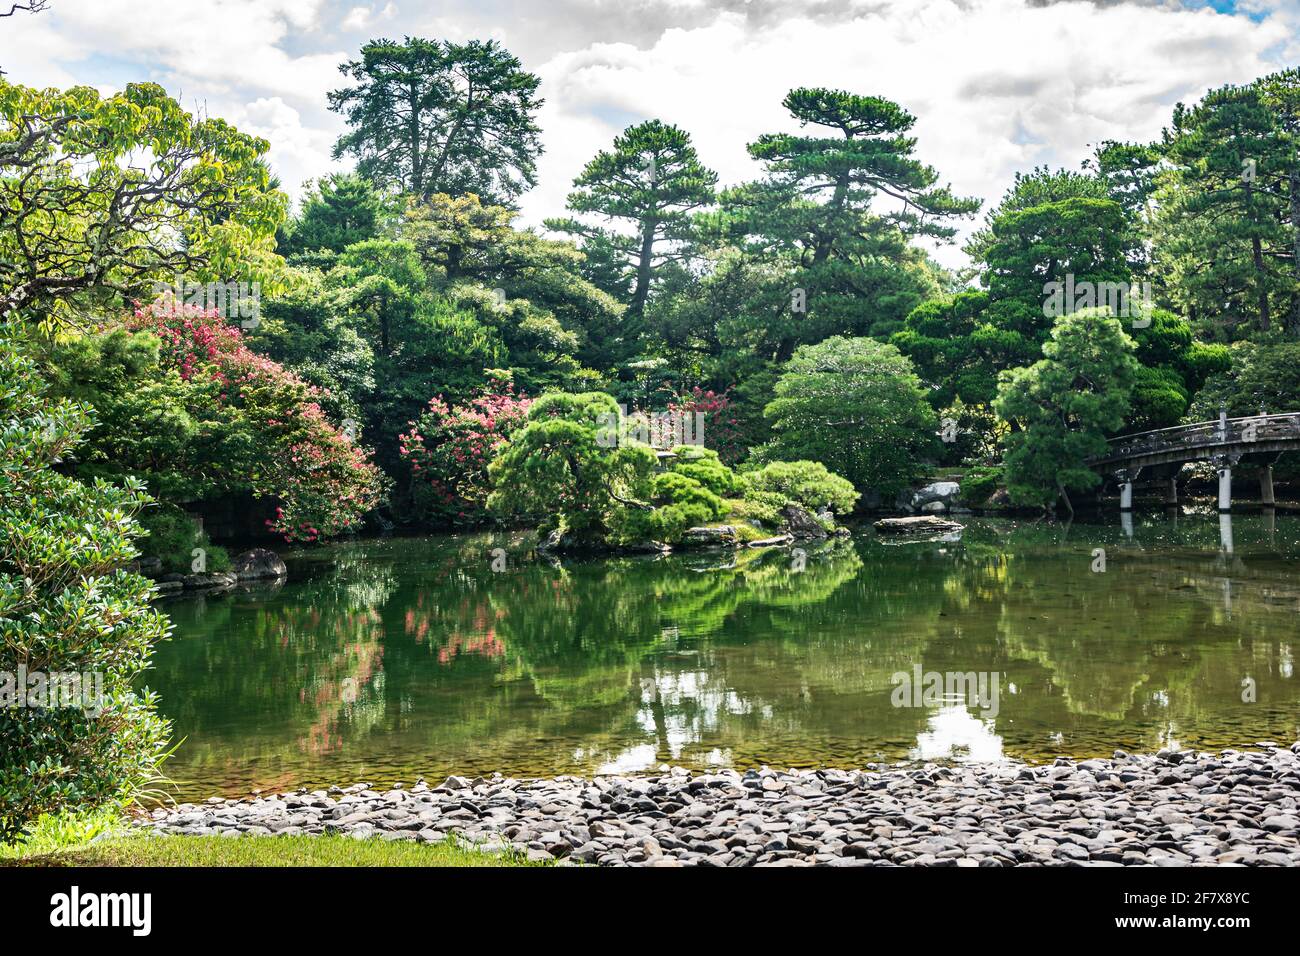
[400,385,532,525]
[960,466,1002,507]
[668,447,742,496]
[668,387,746,464]
[488,392,657,540]
[647,502,716,543]
[643,472,725,544]
[121,302,385,543]
[758,336,937,498]
[729,490,788,528]
[744,460,860,514]
[138,503,231,574]
[0,331,171,844]
[652,471,725,515]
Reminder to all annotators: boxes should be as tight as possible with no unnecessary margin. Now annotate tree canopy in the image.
[0,80,286,324]
[329,37,543,206]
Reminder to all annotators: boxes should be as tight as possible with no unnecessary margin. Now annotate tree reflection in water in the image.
[147,518,1300,800]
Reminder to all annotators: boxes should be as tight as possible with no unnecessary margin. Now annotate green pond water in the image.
[149,515,1300,801]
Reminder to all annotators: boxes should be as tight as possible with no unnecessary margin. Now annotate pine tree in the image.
[329,37,543,206]
[1153,82,1292,336]
[547,120,717,317]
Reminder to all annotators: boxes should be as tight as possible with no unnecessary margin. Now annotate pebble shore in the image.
[138,743,1300,866]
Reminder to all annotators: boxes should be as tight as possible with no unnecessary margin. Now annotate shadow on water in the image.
[144,515,1300,800]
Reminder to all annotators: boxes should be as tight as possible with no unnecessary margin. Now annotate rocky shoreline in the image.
[135,743,1300,866]
[140,548,288,596]
[137,743,1294,868]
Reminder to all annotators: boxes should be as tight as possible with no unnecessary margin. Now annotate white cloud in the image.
[1,0,1295,267]
[514,1,1294,267]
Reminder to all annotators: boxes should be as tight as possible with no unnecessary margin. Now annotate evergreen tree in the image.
[995,310,1138,512]
[1254,68,1300,331]
[279,174,385,257]
[1153,81,1293,336]
[547,120,717,317]
[714,88,978,343]
[329,37,543,205]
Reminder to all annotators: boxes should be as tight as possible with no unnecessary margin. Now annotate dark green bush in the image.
[138,503,231,574]
[743,460,859,514]
[961,466,1003,506]
[0,332,171,844]
[730,489,788,528]
[668,447,742,497]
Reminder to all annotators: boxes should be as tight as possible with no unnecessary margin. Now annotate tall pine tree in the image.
[329,37,543,206]
[547,120,717,317]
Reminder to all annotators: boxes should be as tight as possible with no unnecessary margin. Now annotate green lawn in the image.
[5,834,546,867]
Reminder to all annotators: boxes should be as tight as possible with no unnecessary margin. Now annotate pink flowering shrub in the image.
[399,387,532,525]
[124,302,383,542]
[669,386,745,464]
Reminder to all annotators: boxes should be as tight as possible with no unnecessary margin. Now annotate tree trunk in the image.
[629,218,657,316]
[1244,177,1271,332]
[408,84,423,196]
[812,172,850,266]
[1254,234,1271,333]
[1291,168,1300,332]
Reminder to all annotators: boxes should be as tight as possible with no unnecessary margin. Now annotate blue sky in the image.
[1,0,1296,268]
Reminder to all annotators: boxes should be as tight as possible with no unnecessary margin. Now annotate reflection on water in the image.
[146,516,1300,800]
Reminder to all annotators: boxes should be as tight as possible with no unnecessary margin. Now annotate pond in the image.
[147,515,1300,801]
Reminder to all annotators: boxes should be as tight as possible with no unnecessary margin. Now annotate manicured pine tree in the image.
[547,120,718,317]
[1154,81,1292,336]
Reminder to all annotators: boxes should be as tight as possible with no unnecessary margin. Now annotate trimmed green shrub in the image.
[961,466,1002,507]
[668,447,742,497]
[744,460,859,514]
[729,490,788,528]
[645,472,726,543]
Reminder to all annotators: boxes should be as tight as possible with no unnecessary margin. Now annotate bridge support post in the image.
[1119,481,1133,511]
[1164,476,1178,506]
[1217,465,1232,513]
[1219,512,1234,555]
[1260,465,1275,506]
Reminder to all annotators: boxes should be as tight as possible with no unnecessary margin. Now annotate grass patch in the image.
[0,807,125,860]
[7,833,547,867]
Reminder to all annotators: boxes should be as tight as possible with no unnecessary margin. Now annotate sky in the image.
[1,0,1297,269]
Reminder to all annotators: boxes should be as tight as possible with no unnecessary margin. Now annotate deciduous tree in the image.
[0,80,286,324]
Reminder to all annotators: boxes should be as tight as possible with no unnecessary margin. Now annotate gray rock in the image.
[135,741,1300,869]
[680,525,739,548]
[908,480,962,511]
[874,515,964,534]
[232,548,287,580]
[783,505,828,539]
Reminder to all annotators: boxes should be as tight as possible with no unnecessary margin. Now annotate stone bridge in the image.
[1087,411,1300,511]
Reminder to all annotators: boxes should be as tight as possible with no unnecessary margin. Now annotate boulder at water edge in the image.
[233,548,288,580]
[909,480,961,512]
[874,515,964,534]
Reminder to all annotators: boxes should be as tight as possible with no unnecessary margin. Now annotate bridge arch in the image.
[1087,412,1300,511]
